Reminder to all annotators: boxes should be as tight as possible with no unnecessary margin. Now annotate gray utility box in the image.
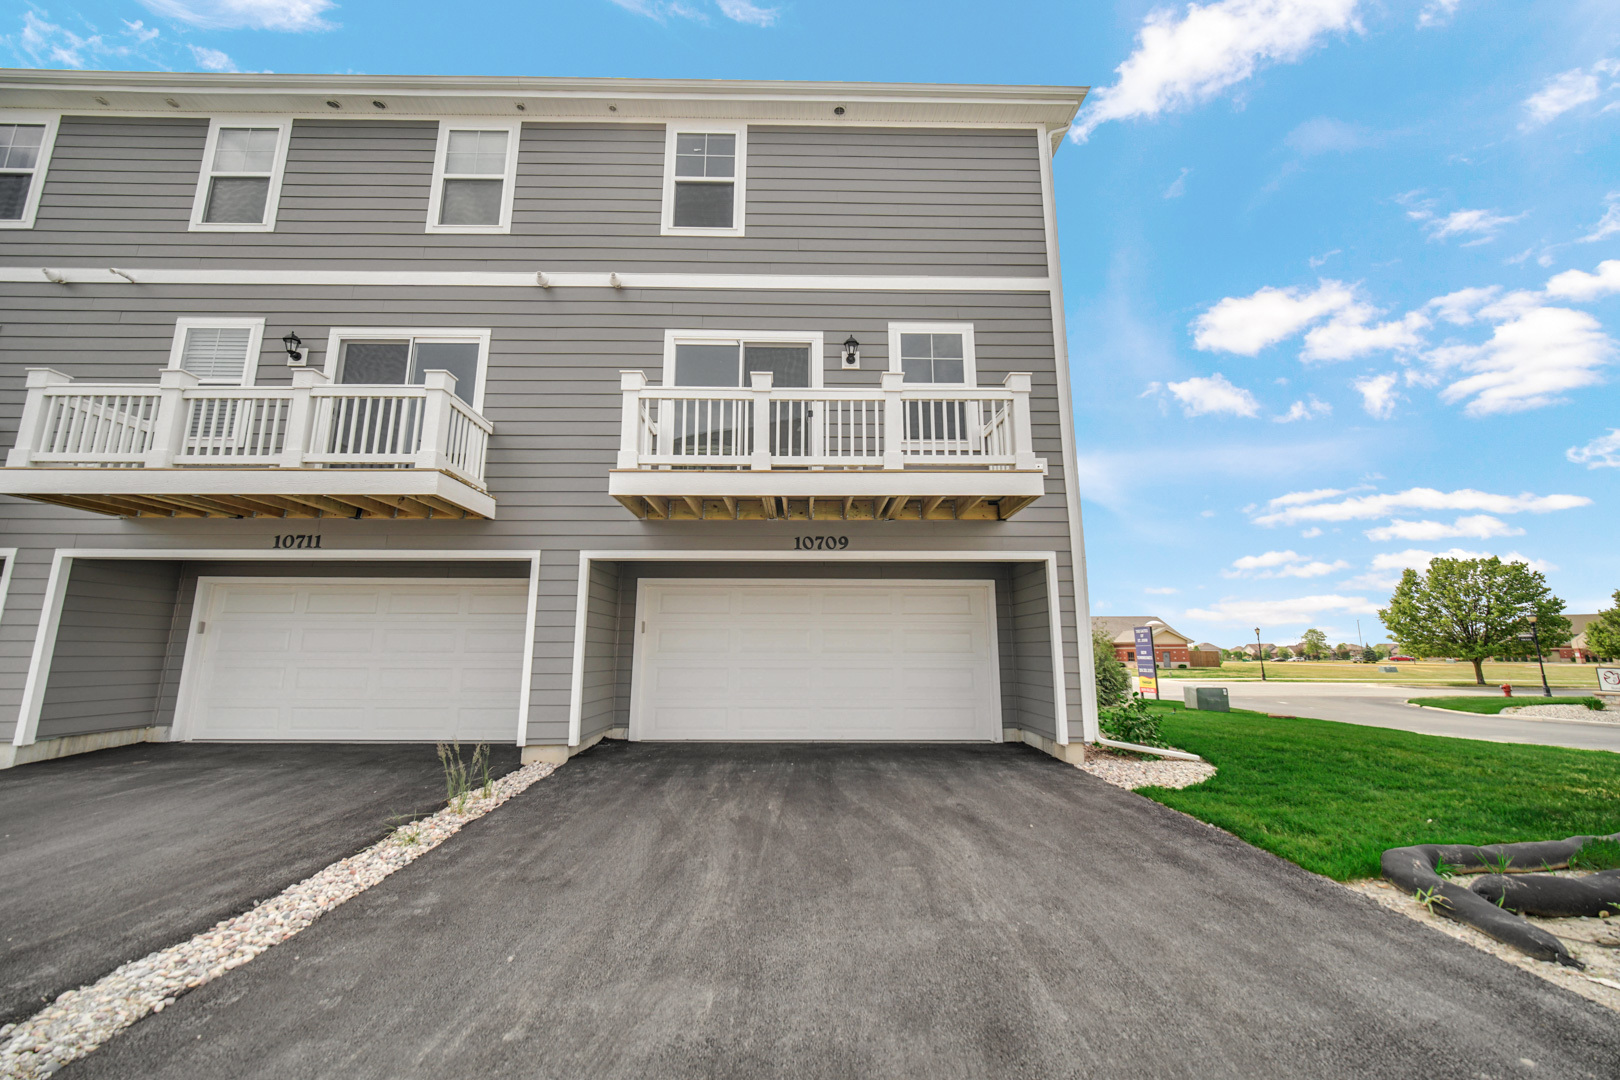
[1379,665,1399,673]
[1184,687,1230,712]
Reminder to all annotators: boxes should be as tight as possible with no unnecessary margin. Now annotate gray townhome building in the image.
[0,70,1101,770]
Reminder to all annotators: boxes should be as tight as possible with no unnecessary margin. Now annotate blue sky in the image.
[5,0,1618,648]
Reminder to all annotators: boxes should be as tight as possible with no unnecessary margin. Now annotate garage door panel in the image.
[183,580,526,742]
[635,581,998,742]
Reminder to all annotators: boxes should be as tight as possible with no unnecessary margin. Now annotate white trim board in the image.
[886,322,977,388]
[566,548,1069,748]
[0,548,19,630]
[170,575,531,742]
[11,547,541,748]
[628,577,1003,743]
[167,316,266,387]
[0,267,1052,293]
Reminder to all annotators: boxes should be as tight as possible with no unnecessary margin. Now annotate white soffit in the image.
[0,70,1088,131]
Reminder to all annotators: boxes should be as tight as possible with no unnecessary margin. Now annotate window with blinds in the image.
[180,326,255,382]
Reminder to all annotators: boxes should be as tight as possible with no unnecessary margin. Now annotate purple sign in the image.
[1133,625,1159,699]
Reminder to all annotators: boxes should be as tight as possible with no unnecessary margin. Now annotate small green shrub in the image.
[1099,694,1166,747]
[1570,837,1620,871]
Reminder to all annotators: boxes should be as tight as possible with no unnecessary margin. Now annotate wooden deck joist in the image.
[13,490,487,520]
[611,494,1037,521]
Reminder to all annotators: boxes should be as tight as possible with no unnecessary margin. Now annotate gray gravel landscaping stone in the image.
[61,742,1620,1080]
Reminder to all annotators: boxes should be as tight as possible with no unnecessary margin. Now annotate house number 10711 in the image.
[273,534,323,549]
[794,536,849,551]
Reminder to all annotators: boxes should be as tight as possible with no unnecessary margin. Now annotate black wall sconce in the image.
[282,330,307,366]
[841,335,860,370]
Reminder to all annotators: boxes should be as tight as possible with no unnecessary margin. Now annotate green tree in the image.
[1275,646,1293,659]
[1091,626,1131,708]
[1360,644,1378,663]
[1333,643,1353,660]
[1379,556,1571,686]
[1301,628,1329,659]
[1584,590,1620,661]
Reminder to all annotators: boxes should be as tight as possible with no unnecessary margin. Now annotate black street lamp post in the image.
[1255,627,1267,682]
[1528,615,1552,698]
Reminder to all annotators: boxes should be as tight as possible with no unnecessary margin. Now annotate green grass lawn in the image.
[1133,703,1620,881]
[1158,660,1607,688]
[1408,695,1606,715]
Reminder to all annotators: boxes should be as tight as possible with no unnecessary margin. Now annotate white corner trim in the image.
[0,266,1051,293]
[1034,124,1097,744]
[12,548,541,749]
[0,112,60,231]
[424,118,521,235]
[886,321,977,388]
[187,115,294,233]
[660,121,747,237]
[518,551,541,748]
[566,549,1066,749]
[12,551,70,746]
[660,328,826,388]
[0,548,19,630]
[320,326,493,412]
[167,316,267,387]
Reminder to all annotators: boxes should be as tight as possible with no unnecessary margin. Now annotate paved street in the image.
[1165,681,1620,753]
[66,743,1620,1080]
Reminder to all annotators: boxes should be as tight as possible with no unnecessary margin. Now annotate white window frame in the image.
[661,329,824,389]
[0,111,61,230]
[887,322,978,387]
[167,317,266,387]
[425,120,521,235]
[660,122,748,238]
[321,327,493,412]
[188,116,294,233]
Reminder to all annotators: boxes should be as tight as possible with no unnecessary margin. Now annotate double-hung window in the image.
[661,123,747,236]
[190,118,292,231]
[324,329,491,409]
[887,323,976,386]
[427,121,520,233]
[168,318,266,386]
[0,113,59,229]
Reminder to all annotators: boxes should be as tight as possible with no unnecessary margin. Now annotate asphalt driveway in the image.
[65,742,1620,1080]
[0,742,519,1026]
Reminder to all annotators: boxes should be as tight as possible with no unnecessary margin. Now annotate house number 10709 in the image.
[272,534,323,549]
[794,536,849,551]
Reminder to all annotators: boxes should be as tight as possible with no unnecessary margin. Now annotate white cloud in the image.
[1300,526,1323,538]
[715,0,778,25]
[1302,308,1428,361]
[1352,372,1399,418]
[1363,515,1524,542]
[1266,487,1349,508]
[187,43,235,71]
[1069,0,1362,142]
[11,9,161,66]
[1545,259,1620,302]
[1230,550,1303,571]
[1417,0,1460,28]
[1413,207,1526,244]
[1433,304,1614,416]
[1253,486,1590,527]
[1285,116,1372,155]
[1367,548,1555,574]
[139,0,334,31]
[1274,396,1331,422]
[1521,62,1618,129]
[1165,373,1261,417]
[1184,593,1380,626]
[1578,193,1620,243]
[1224,550,1350,579]
[1163,167,1190,198]
[1193,279,1356,354]
[1308,249,1341,268]
[1567,429,1620,469]
[1145,586,1180,595]
[1426,286,1500,326]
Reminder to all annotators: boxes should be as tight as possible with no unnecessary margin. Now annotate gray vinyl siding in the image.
[1009,562,1057,736]
[579,560,620,742]
[37,558,181,740]
[0,281,1085,746]
[6,118,1047,275]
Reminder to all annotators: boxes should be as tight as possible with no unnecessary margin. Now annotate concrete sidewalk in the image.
[0,742,518,1026]
[67,742,1620,1079]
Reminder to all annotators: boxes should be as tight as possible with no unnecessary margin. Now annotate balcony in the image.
[1,367,495,519]
[609,370,1047,521]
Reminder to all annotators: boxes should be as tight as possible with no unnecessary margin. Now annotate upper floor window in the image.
[661,123,747,237]
[426,121,519,234]
[168,318,266,386]
[189,117,292,232]
[888,323,977,386]
[663,329,822,388]
[0,114,59,229]
[323,328,491,409]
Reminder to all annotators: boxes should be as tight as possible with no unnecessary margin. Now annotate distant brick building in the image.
[1093,616,1194,669]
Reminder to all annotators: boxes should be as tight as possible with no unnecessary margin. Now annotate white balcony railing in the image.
[615,370,1041,473]
[6,367,492,490]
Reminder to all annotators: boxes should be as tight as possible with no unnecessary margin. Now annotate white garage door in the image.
[179,579,527,741]
[632,580,1001,741]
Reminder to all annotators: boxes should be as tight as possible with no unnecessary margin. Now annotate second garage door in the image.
[631,580,1001,741]
[177,579,528,742]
